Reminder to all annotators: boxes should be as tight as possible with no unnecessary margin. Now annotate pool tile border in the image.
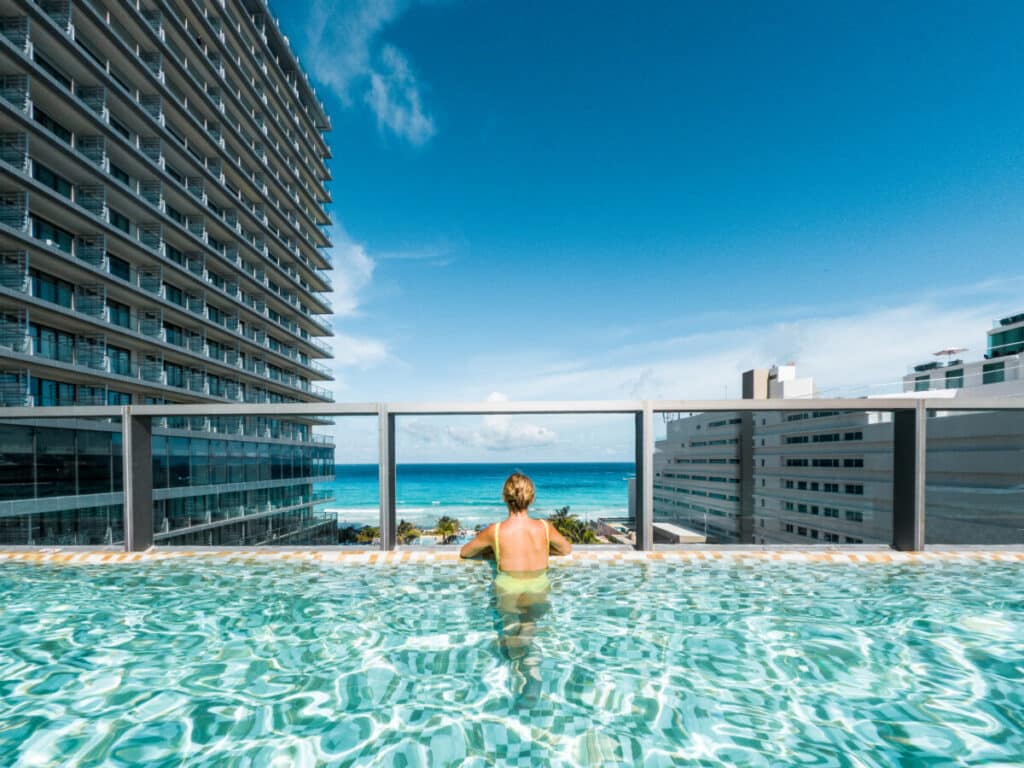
[0,549,1021,565]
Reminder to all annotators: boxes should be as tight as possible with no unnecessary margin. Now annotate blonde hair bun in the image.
[502,472,535,511]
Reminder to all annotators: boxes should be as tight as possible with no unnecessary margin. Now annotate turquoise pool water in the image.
[1,559,1022,766]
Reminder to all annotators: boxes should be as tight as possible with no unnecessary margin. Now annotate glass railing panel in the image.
[393,414,636,549]
[655,409,890,546]
[0,416,123,546]
[150,415,372,547]
[925,408,1024,545]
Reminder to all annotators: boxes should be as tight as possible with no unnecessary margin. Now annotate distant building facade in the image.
[657,312,1024,546]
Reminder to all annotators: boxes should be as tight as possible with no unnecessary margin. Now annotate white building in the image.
[655,313,1024,547]
[756,311,1024,546]
[653,365,812,543]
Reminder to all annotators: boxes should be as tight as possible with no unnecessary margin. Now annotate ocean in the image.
[318,462,634,531]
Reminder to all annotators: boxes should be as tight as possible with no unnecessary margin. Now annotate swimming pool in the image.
[1,556,1021,766]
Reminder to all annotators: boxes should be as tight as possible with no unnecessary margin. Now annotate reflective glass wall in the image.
[0,417,123,545]
[925,409,1024,545]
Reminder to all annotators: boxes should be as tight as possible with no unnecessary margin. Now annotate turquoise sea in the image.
[318,462,634,531]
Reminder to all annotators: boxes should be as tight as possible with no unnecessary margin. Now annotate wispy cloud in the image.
[376,243,454,267]
[305,0,435,145]
[457,283,1020,403]
[401,393,558,452]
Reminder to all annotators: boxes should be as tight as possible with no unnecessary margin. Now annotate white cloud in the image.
[401,393,558,452]
[328,332,387,369]
[306,0,435,145]
[459,289,1015,403]
[326,225,375,318]
[365,46,436,145]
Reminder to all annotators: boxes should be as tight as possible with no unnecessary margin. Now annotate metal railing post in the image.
[378,404,396,550]
[634,402,654,551]
[122,407,153,551]
[892,401,927,551]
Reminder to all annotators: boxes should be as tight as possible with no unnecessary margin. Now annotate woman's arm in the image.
[459,524,495,559]
[546,521,572,556]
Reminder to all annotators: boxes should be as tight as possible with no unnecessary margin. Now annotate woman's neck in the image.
[507,507,529,519]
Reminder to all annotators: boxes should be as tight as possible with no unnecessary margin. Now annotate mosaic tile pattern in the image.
[0,547,1021,566]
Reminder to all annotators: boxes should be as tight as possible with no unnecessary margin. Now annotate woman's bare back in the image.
[495,516,551,572]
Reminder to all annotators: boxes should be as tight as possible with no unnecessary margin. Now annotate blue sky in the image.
[271,1,1024,461]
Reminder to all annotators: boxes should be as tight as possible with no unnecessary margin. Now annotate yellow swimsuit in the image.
[493,520,551,596]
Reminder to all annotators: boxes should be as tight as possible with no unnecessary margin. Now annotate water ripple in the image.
[0,560,1021,766]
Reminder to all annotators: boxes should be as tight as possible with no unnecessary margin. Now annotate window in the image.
[110,163,131,185]
[165,283,184,307]
[107,299,131,328]
[824,483,839,493]
[844,458,864,468]
[785,435,809,444]
[845,537,863,544]
[31,216,73,253]
[845,510,864,522]
[797,527,807,537]
[164,362,183,388]
[166,205,185,225]
[34,108,71,143]
[165,244,185,266]
[914,374,930,392]
[845,484,864,496]
[164,323,185,347]
[983,362,1005,385]
[785,523,794,533]
[33,378,76,407]
[844,431,863,441]
[109,208,130,234]
[30,323,74,362]
[108,345,131,376]
[944,368,964,389]
[31,270,73,308]
[107,390,131,405]
[810,529,819,540]
[108,254,130,281]
[823,507,839,518]
[823,533,839,543]
[33,161,72,198]
[812,433,840,443]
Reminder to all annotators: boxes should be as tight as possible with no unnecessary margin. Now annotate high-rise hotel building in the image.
[0,0,337,545]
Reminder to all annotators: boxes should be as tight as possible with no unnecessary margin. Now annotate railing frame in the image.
[1,397,1021,553]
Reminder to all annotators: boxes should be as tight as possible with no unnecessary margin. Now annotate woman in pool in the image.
[460,472,572,684]
[459,471,572,583]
